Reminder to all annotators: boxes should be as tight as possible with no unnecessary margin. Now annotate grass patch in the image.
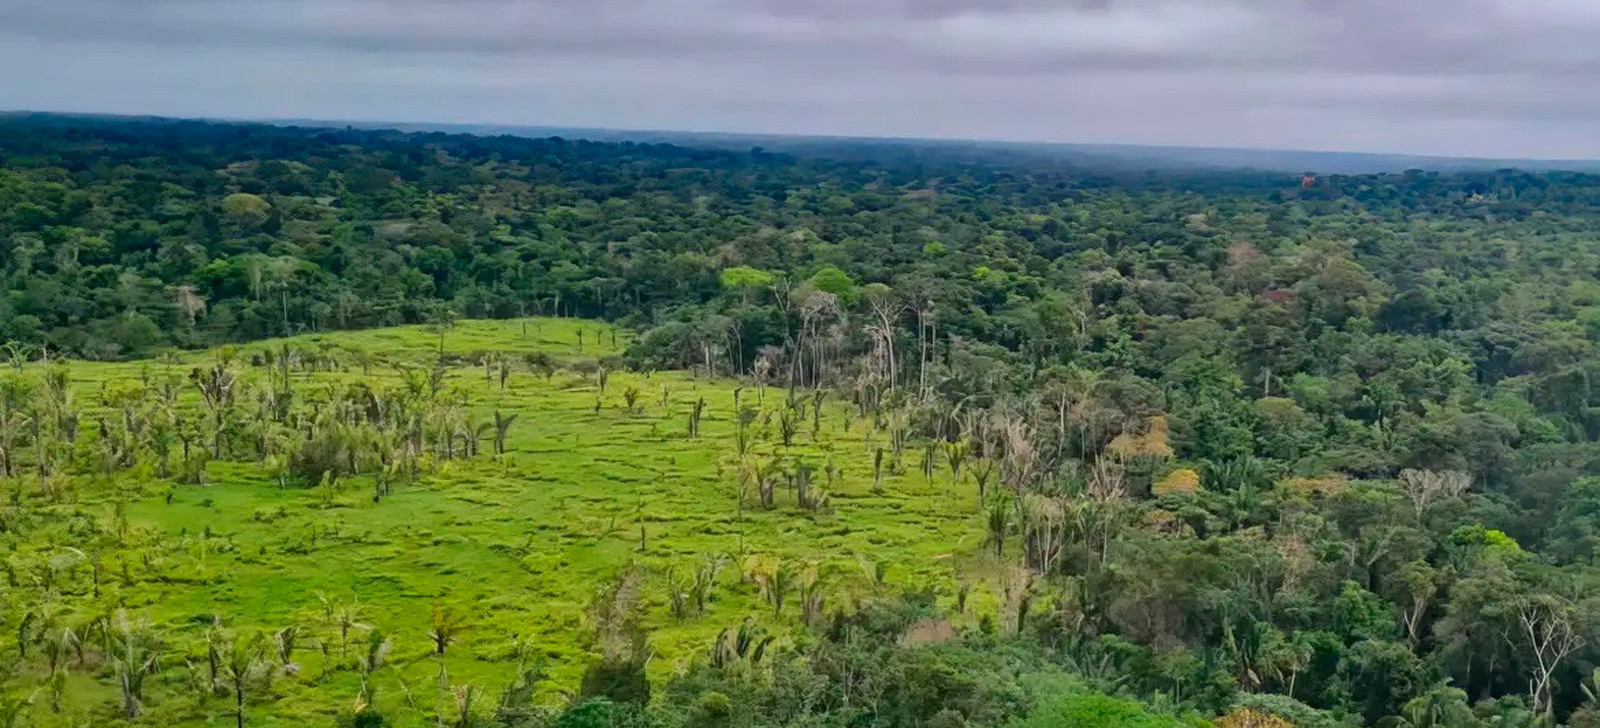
[1,318,988,727]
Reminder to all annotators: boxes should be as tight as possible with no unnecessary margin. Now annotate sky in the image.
[3,0,1600,159]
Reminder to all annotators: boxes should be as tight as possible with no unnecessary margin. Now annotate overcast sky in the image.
[3,0,1600,159]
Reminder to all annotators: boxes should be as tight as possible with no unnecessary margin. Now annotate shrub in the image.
[1009,691,1190,728]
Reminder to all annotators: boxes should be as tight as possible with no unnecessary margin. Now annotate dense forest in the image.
[6,114,1600,727]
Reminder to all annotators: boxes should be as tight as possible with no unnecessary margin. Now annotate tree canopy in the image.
[6,114,1600,727]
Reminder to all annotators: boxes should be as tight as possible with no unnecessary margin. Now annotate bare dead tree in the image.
[173,284,207,328]
[795,289,839,392]
[1019,494,1066,574]
[996,412,1038,493]
[1397,469,1471,517]
[863,284,905,397]
[1507,595,1584,719]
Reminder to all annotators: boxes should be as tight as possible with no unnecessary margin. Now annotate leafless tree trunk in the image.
[1507,596,1584,719]
[1397,469,1471,517]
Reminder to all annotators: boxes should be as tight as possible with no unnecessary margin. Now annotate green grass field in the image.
[1,318,991,727]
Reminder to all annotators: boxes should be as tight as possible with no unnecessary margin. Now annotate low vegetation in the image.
[0,318,987,726]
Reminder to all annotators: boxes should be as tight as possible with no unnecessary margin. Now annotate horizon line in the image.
[7,107,1600,169]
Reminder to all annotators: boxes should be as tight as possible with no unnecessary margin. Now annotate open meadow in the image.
[0,318,988,727]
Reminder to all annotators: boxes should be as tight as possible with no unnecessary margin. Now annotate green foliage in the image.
[551,699,625,728]
[719,267,776,295]
[8,115,1600,728]
[807,265,859,305]
[0,319,974,727]
[1230,693,1351,728]
[1008,690,1192,728]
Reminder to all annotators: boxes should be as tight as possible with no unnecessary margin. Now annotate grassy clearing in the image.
[1,318,988,727]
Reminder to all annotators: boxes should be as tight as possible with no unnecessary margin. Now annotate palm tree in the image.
[318,594,366,665]
[220,631,275,728]
[267,255,302,335]
[709,620,773,671]
[106,612,162,720]
[429,605,469,657]
[451,684,480,728]
[491,410,517,456]
[753,561,798,615]
[1582,666,1600,708]
[355,630,394,713]
[944,440,969,488]
[15,609,40,660]
[0,378,34,478]
[459,414,493,458]
[191,358,239,458]
[1378,685,1474,728]
[39,624,78,678]
[493,663,546,726]
[275,625,302,676]
[358,628,393,677]
[798,566,827,625]
[986,495,1011,558]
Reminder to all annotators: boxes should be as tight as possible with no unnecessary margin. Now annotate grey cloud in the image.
[2,0,1600,158]
[6,0,1594,74]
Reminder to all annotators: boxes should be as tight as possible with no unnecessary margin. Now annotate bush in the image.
[579,658,650,707]
[553,699,621,728]
[1571,707,1600,728]
[1228,693,1352,728]
[288,429,356,485]
[1008,691,1192,728]
[687,691,732,728]
[336,708,388,728]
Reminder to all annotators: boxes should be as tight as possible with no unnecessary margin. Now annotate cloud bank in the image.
[3,0,1600,157]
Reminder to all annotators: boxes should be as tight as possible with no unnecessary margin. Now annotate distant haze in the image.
[5,1,1600,160]
[262,119,1600,174]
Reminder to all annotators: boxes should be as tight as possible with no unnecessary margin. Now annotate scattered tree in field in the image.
[751,559,799,615]
[798,565,826,625]
[709,620,773,671]
[582,566,651,706]
[778,406,799,447]
[429,605,470,657]
[274,625,302,676]
[688,397,707,438]
[523,352,556,381]
[944,440,968,486]
[319,595,367,664]
[107,612,162,720]
[356,628,393,711]
[427,306,459,361]
[986,495,1011,558]
[491,410,518,455]
[220,630,276,728]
